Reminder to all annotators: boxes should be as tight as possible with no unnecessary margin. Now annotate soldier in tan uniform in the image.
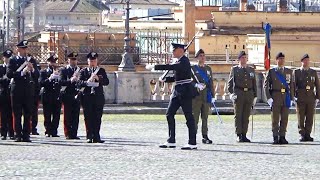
[227,51,257,142]
[293,54,320,142]
[264,52,294,144]
[191,49,215,144]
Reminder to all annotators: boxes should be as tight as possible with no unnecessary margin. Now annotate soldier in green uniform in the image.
[264,52,294,144]
[293,54,320,142]
[227,51,257,143]
[191,49,215,144]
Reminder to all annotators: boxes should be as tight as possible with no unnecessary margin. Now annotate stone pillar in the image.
[222,82,230,100]
[277,0,287,12]
[115,72,144,103]
[182,0,196,55]
[239,0,247,11]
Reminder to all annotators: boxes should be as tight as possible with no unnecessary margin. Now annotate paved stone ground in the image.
[1,114,320,179]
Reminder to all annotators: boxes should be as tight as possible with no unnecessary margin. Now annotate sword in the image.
[191,67,223,124]
[314,105,316,136]
[251,106,254,139]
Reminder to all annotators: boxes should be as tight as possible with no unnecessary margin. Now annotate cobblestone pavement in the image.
[1,115,320,179]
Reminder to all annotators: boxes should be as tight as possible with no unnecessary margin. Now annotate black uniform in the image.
[60,65,81,139]
[39,67,62,137]
[7,56,39,141]
[30,63,41,135]
[0,64,14,139]
[78,67,109,142]
[154,55,197,146]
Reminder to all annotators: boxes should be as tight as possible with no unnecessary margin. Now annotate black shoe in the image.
[9,136,15,140]
[15,137,22,142]
[305,135,314,142]
[87,139,93,143]
[22,138,32,142]
[237,134,244,142]
[31,131,40,135]
[73,136,80,140]
[51,134,60,137]
[273,136,279,144]
[1,136,7,140]
[242,134,251,143]
[299,135,307,142]
[202,135,213,144]
[279,136,288,144]
[93,139,105,143]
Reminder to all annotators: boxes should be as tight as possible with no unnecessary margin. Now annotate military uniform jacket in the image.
[191,64,215,96]
[6,56,39,96]
[60,65,81,96]
[264,67,294,105]
[227,65,257,97]
[293,68,320,102]
[154,55,197,98]
[0,64,10,97]
[78,67,109,96]
[39,67,62,102]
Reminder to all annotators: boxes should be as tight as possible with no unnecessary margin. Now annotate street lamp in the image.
[118,0,136,71]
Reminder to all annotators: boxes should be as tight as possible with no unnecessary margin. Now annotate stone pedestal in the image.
[115,72,143,103]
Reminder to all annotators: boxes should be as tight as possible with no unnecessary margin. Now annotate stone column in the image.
[182,0,196,55]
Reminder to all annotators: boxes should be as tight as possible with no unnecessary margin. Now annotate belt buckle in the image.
[306,85,311,90]
[281,88,286,93]
[243,88,248,92]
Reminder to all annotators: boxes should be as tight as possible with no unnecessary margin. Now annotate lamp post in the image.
[118,0,136,71]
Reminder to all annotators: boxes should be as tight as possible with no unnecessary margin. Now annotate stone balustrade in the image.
[102,71,268,104]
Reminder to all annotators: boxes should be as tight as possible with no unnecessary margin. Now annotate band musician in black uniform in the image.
[78,52,109,143]
[6,40,39,142]
[39,55,62,137]
[60,52,81,139]
[0,50,14,140]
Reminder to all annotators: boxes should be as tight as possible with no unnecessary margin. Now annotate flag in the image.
[263,23,272,70]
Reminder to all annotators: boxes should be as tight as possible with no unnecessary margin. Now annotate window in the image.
[234,45,236,49]
[59,17,61,20]
[77,17,80,20]
[243,45,245,49]
[52,16,55,20]
[65,17,68,20]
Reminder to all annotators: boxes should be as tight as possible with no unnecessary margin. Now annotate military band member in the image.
[0,50,14,140]
[227,51,257,143]
[264,52,294,144]
[191,49,215,144]
[155,43,198,150]
[39,55,62,137]
[293,54,320,142]
[7,40,39,142]
[30,54,41,135]
[78,52,109,143]
[60,52,81,139]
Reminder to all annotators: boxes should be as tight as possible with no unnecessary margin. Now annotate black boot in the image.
[242,134,251,143]
[305,134,314,142]
[273,136,279,144]
[237,134,243,142]
[279,136,288,144]
[202,135,213,144]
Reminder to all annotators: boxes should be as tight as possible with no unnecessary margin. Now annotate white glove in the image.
[158,77,165,83]
[211,98,216,104]
[145,64,155,70]
[267,98,273,107]
[291,100,295,106]
[253,97,257,106]
[195,83,206,91]
[315,99,319,108]
[230,93,237,102]
[22,67,29,76]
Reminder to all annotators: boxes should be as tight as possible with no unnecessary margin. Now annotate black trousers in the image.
[62,95,80,138]
[42,99,61,135]
[166,95,197,145]
[11,94,32,138]
[30,95,40,133]
[82,94,104,140]
[0,95,14,137]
